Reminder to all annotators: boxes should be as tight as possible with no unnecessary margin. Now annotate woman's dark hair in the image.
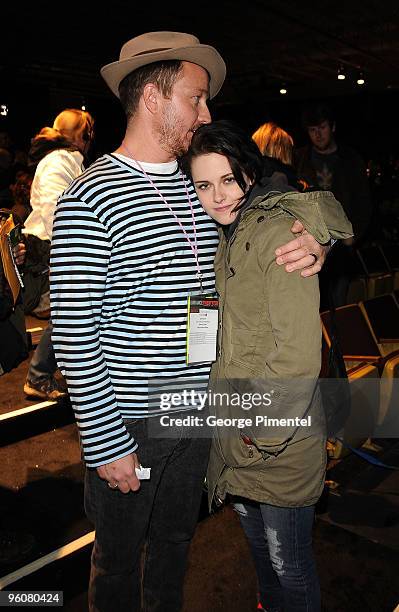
[182,120,264,197]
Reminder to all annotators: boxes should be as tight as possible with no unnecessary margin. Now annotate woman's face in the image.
[191,153,248,225]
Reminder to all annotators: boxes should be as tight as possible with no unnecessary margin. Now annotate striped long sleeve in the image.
[50,154,219,467]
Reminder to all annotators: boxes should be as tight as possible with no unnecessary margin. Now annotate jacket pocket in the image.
[230,328,259,365]
[222,359,297,455]
[213,425,264,468]
[229,328,276,372]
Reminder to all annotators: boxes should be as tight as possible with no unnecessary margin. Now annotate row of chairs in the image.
[348,243,399,302]
[320,291,399,459]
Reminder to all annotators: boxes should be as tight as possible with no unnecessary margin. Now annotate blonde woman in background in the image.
[252,121,309,192]
[252,121,293,165]
[23,109,94,400]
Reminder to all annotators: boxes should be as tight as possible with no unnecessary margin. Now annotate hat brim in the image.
[100,44,226,99]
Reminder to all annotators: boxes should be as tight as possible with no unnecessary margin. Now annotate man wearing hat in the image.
[50,32,328,611]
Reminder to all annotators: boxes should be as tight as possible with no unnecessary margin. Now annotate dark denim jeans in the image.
[234,499,320,612]
[84,419,211,612]
[27,322,58,382]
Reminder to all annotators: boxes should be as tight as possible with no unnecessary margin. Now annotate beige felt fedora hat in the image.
[101,31,226,99]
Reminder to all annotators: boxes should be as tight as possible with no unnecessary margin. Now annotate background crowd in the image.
[1,99,398,397]
[1,100,397,321]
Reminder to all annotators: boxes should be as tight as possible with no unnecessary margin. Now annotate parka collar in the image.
[224,183,353,245]
[224,169,293,240]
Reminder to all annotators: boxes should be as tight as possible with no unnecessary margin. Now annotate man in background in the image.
[295,103,372,308]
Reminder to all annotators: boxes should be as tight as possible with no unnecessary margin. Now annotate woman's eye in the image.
[224,176,235,184]
[197,183,208,191]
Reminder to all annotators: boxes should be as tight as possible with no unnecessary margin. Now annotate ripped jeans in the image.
[233,499,320,612]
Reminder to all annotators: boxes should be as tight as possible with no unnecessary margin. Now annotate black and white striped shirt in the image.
[50,154,219,467]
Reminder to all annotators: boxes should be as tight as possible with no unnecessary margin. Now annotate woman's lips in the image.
[215,204,233,213]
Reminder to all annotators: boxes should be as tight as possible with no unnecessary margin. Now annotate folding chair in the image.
[321,304,382,370]
[326,361,380,459]
[380,244,399,291]
[321,305,381,459]
[357,245,394,298]
[377,352,399,436]
[360,294,399,357]
[321,304,399,456]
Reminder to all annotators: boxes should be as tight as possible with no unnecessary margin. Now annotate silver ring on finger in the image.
[107,481,119,489]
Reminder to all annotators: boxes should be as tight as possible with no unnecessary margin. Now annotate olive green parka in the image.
[207,186,353,509]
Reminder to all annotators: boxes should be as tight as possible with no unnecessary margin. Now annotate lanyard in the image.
[121,142,204,292]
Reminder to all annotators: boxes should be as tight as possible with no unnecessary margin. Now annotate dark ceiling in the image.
[2,0,399,153]
[3,0,399,103]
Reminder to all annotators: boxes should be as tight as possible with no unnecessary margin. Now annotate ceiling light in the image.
[0,104,8,117]
[337,66,346,80]
[279,86,287,95]
[357,72,365,85]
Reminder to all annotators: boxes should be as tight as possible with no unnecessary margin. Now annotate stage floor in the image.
[1,349,398,611]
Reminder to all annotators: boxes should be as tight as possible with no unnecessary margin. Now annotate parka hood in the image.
[249,189,354,244]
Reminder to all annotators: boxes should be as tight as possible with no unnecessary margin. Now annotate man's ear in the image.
[143,83,159,113]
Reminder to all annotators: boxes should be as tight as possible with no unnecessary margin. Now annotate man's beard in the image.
[314,141,329,151]
[156,105,191,159]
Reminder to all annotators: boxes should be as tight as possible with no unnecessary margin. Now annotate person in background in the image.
[252,121,293,163]
[0,209,29,375]
[252,121,309,192]
[294,103,372,308]
[0,227,35,564]
[10,172,33,225]
[23,108,94,400]
[0,148,14,208]
[50,31,330,612]
[183,120,353,612]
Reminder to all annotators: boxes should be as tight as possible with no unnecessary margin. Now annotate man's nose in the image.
[198,102,211,125]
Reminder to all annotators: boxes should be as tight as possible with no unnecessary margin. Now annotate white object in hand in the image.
[135,465,151,480]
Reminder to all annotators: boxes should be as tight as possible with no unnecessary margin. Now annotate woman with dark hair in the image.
[10,172,33,224]
[183,120,353,612]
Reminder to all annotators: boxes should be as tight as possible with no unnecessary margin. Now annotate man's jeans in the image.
[85,418,211,612]
[27,322,57,382]
[234,500,320,612]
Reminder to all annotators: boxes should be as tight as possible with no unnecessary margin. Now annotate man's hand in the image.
[13,242,26,266]
[97,453,141,494]
[275,219,330,278]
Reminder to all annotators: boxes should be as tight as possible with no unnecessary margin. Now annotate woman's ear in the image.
[244,175,254,191]
[143,83,159,113]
